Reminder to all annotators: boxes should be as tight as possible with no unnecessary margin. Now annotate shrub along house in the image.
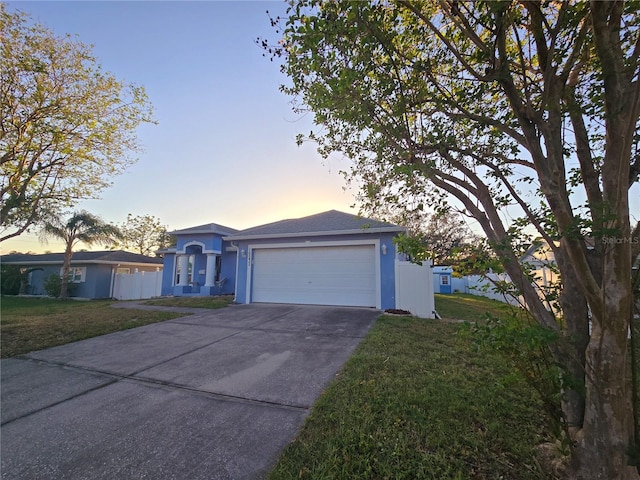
[161,210,410,311]
[0,251,163,298]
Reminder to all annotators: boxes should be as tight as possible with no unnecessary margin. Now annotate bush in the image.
[1,265,22,295]
[43,275,77,298]
[43,274,62,297]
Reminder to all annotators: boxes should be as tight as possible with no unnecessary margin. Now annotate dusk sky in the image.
[2,1,639,254]
[2,0,358,253]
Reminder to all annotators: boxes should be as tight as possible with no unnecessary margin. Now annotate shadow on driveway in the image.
[1,303,379,480]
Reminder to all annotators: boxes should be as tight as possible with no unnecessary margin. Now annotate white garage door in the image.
[251,244,378,307]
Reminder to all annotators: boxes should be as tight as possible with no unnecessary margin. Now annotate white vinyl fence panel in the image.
[395,260,435,318]
[465,273,522,306]
[113,270,162,300]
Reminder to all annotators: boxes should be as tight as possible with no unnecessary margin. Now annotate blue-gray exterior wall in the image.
[233,232,398,310]
[85,265,110,298]
[24,264,109,298]
[176,233,223,254]
[161,255,176,296]
[25,266,56,296]
[23,264,100,297]
[25,263,158,298]
[219,249,237,294]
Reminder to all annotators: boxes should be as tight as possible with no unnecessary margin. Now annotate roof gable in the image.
[169,223,238,236]
[224,210,404,240]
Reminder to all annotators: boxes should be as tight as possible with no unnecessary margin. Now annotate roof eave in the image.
[1,259,162,266]
[170,229,234,236]
[223,226,405,242]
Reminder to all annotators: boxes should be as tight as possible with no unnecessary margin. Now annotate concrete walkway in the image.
[1,303,379,479]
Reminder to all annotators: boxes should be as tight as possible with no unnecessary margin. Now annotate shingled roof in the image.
[169,223,238,236]
[1,250,163,266]
[224,210,404,241]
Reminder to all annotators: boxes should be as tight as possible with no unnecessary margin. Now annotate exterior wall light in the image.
[381,244,387,255]
[241,249,246,258]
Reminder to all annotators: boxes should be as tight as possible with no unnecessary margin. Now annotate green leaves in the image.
[270,1,640,474]
[113,213,172,256]
[0,5,155,242]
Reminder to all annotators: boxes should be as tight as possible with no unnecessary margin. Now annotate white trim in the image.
[234,245,240,302]
[246,239,381,308]
[224,227,404,241]
[248,239,381,250]
[3,260,162,267]
[110,267,116,298]
[171,255,178,287]
[177,240,220,255]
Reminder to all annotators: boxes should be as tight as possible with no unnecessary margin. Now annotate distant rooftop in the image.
[1,250,163,265]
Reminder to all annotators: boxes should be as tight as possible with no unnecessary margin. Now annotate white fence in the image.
[112,270,163,300]
[395,260,435,318]
[464,273,522,306]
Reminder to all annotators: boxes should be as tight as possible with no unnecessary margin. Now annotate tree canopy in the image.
[268,1,640,478]
[377,207,494,272]
[113,213,173,257]
[0,4,155,242]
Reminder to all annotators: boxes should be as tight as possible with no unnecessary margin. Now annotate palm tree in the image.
[42,211,122,299]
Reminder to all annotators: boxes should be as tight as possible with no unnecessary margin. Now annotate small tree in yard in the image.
[41,211,122,299]
[265,1,640,478]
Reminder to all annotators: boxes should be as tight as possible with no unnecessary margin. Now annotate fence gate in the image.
[395,260,435,318]
[112,270,162,300]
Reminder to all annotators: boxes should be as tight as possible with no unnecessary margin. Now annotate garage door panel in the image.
[251,245,377,307]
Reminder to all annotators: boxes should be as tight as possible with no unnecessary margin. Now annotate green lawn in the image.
[0,295,236,358]
[435,292,513,322]
[268,294,553,480]
[2,293,553,478]
[0,296,191,358]
[143,295,234,309]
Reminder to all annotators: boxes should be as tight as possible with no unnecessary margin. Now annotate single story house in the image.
[0,250,163,299]
[161,210,406,310]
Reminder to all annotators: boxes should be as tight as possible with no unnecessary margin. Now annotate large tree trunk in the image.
[555,245,590,438]
[570,229,635,479]
[570,1,640,475]
[573,319,634,479]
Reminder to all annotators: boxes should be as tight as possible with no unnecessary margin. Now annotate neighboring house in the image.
[432,266,453,294]
[520,241,559,290]
[162,210,408,310]
[0,250,163,299]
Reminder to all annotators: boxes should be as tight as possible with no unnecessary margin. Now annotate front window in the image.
[215,256,222,282]
[441,275,450,286]
[175,255,195,284]
[61,267,86,283]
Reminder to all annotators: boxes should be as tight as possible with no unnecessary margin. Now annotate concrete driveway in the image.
[1,303,379,479]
